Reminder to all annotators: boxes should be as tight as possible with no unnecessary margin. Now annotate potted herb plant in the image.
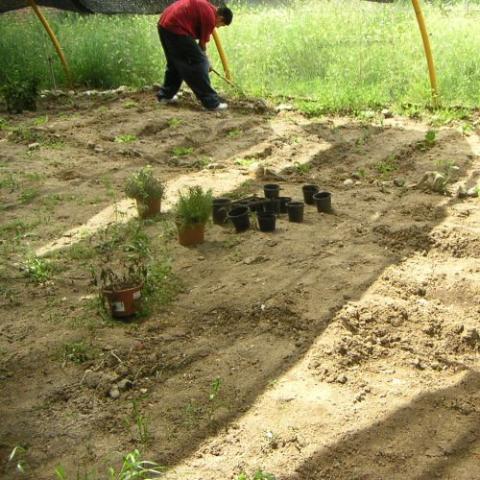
[175,186,213,246]
[125,166,166,218]
[93,262,147,318]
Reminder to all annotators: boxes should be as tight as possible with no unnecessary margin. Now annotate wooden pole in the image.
[411,0,439,106]
[212,29,232,81]
[27,0,73,88]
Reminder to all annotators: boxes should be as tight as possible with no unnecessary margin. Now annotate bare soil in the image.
[1,90,480,480]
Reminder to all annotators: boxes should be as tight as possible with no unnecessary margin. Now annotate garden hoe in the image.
[211,68,246,97]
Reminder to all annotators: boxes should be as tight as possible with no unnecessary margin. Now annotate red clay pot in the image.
[102,284,143,318]
[136,198,161,218]
[177,223,205,246]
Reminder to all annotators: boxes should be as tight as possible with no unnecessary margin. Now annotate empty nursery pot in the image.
[287,201,304,223]
[302,184,319,205]
[228,206,250,233]
[257,212,276,232]
[212,197,231,225]
[313,191,332,213]
[279,196,292,214]
[253,200,265,213]
[264,198,280,214]
[264,183,281,199]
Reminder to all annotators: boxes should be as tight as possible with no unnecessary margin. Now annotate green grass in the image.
[1,1,480,113]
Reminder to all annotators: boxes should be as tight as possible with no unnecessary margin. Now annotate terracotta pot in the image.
[136,197,161,218]
[177,223,205,246]
[102,284,143,318]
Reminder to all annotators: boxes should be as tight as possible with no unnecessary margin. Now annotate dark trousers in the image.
[158,27,220,109]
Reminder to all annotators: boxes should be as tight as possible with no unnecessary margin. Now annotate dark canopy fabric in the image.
[0,0,181,14]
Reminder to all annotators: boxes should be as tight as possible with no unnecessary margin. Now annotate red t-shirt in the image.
[159,0,217,46]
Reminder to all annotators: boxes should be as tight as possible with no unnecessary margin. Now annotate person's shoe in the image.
[208,102,228,112]
[157,94,178,104]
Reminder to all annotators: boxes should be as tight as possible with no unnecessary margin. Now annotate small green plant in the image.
[125,166,166,202]
[19,187,40,204]
[63,341,93,364]
[209,377,222,401]
[171,146,194,157]
[235,157,256,167]
[8,446,27,474]
[32,115,49,126]
[375,154,398,177]
[294,161,312,174]
[236,471,277,480]
[0,173,19,191]
[8,126,42,144]
[131,401,151,447]
[115,134,138,143]
[123,100,138,109]
[416,129,437,151]
[175,186,213,229]
[22,256,52,283]
[92,261,147,292]
[167,117,183,128]
[227,128,242,138]
[425,129,437,146]
[355,168,366,178]
[0,77,39,113]
[55,449,163,480]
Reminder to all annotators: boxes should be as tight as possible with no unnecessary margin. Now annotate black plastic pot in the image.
[228,206,250,233]
[257,212,276,232]
[212,197,231,225]
[264,198,280,214]
[302,184,319,205]
[264,183,280,199]
[287,201,304,223]
[313,191,332,213]
[279,196,292,214]
[252,200,265,213]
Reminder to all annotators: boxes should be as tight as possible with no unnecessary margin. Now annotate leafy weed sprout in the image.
[131,401,151,447]
[236,471,277,480]
[22,256,52,283]
[375,154,398,177]
[63,341,93,364]
[115,134,138,144]
[171,146,194,157]
[55,449,163,480]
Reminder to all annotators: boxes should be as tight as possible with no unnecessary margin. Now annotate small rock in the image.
[115,85,129,94]
[243,255,268,265]
[393,178,405,187]
[117,378,134,391]
[87,141,96,150]
[94,146,104,153]
[140,388,148,394]
[466,187,479,198]
[412,358,425,370]
[28,142,40,151]
[207,162,226,170]
[275,103,294,112]
[343,179,354,187]
[453,324,464,335]
[462,328,480,345]
[336,374,348,384]
[382,109,394,119]
[456,185,468,198]
[109,385,120,399]
[351,172,362,180]
[83,370,103,389]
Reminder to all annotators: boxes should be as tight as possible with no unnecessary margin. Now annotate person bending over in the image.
[157,0,233,111]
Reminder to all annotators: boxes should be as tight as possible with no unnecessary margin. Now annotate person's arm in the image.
[198,3,216,50]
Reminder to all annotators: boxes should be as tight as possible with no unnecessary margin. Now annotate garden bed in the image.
[1,90,480,479]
